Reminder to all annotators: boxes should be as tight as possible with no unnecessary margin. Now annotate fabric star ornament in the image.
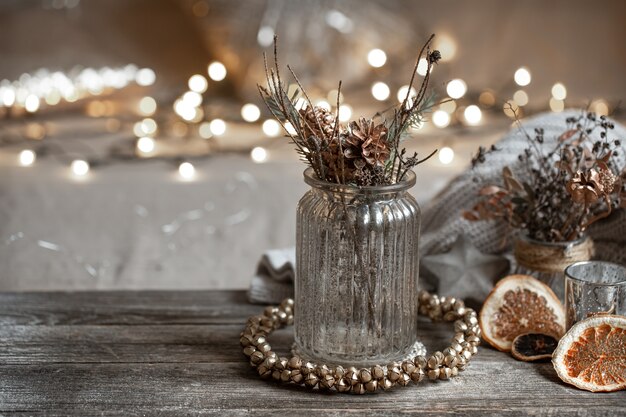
[420,234,510,308]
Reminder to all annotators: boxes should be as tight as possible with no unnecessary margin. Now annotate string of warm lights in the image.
[6,27,618,177]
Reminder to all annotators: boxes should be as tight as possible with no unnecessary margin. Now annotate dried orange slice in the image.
[479,274,565,351]
[552,315,626,392]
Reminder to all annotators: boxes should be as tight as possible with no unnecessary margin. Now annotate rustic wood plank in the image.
[0,290,259,325]
[0,290,623,416]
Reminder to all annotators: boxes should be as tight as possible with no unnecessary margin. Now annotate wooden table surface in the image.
[0,290,623,416]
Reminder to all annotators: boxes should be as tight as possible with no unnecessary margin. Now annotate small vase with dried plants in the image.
[464,108,625,297]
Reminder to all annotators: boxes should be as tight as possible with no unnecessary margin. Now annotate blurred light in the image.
[86,101,105,117]
[137,137,155,154]
[44,90,61,106]
[251,147,268,163]
[136,68,156,86]
[71,160,89,176]
[416,58,434,77]
[198,122,213,139]
[19,150,36,166]
[371,82,390,101]
[367,49,387,68]
[141,118,157,135]
[338,104,352,122]
[188,74,208,93]
[178,162,195,180]
[439,100,457,114]
[438,147,454,164]
[208,62,227,81]
[432,110,450,128]
[209,118,226,136]
[446,79,467,99]
[434,34,457,62]
[590,99,609,116]
[549,98,564,113]
[514,67,531,86]
[192,0,209,18]
[139,96,157,116]
[182,91,203,107]
[397,85,417,104]
[315,100,331,111]
[285,121,297,135]
[241,103,261,122]
[263,119,281,137]
[257,26,275,47]
[479,90,496,108]
[503,100,519,119]
[24,95,40,112]
[551,83,567,100]
[1,86,16,106]
[325,10,353,33]
[464,105,482,125]
[25,123,46,140]
[513,90,529,106]
[174,100,197,121]
[326,89,343,105]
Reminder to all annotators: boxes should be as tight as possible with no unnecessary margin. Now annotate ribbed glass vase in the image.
[294,167,421,367]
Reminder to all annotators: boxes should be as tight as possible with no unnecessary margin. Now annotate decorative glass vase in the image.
[294,167,422,367]
[513,235,594,301]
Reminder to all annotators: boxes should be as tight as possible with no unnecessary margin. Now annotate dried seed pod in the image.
[371,365,385,380]
[439,366,453,380]
[316,364,330,378]
[444,354,458,368]
[287,356,302,370]
[427,368,440,380]
[240,334,254,347]
[319,374,336,389]
[387,365,402,382]
[271,369,281,380]
[365,380,378,392]
[352,383,366,395]
[275,358,288,371]
[304,372,319,388]
[444,311,459,321]
[466,335,481,345]
[451,366,459,377]
[252,335,266,346]
[250,350,265,365]
[257,364,272,379]
[397,372,411,386]
[243,345,257,357]
[301,362,315,375]
[333,365,345,379]
[261,356,277,370]
[454,321,469,333]
[345,367,359,385]
[413,355,427,369]
[337,377,351,393]
[401,360,416,374]
[511,333,558,362]
[359,368,372,383]
[380,377,394,390]
[290,369,303,383]
[280,369,292,382]
[257,343,272,354]
[410,368,425,383]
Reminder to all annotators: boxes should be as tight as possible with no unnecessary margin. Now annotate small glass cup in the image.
[564,261,626,329]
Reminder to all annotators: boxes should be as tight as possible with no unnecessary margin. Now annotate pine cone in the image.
[344,118,390,167]
[299,106,337,140]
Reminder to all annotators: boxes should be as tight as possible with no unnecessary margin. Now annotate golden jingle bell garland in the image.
[240,291,481,394]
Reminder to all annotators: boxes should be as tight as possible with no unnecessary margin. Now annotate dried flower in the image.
[567,170,601,205]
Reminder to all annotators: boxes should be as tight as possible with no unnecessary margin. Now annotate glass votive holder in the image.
[564,261,626,330]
